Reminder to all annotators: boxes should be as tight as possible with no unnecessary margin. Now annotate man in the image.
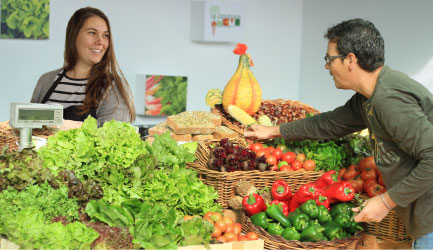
[244,18,433,248]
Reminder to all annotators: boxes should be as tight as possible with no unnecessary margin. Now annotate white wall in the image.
[2,0,433,124]
[0,0,303,125]
[299,0,433,112]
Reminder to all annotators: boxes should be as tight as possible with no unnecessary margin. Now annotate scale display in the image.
[18,109,55,121]
[10,103,63,128]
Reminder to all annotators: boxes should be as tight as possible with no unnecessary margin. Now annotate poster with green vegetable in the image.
[1,0,49,39]
[145,75,187,116]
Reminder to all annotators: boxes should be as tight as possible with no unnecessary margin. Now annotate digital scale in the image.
[9,103,63,150]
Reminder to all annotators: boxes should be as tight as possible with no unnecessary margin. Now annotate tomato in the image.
[282,152,296,164]
[267,146,275,154]
[338,168,347,180]
[251,143,263,153]
[303,159,316,171]
[224,232,238,242]
[378,172,385,186]
[233,223,242,235]
[291,160,303,171]
[246,232,259,240]
[223,216,234,225]
[296,153,306,162]
[363,178,377,193]
[212,225,223,238]
[279,164,292,172]
[365,182,386,198]
[276,143,288,153]
[343,164,360,180]
[277,160,289,167]
[210,212,223,222]
[256,149,267,158]
[204,211,214,220]
[238,235,249,241]
[360,168,377,182]
[214,220,227,232]
[183,215,194,221]
[347,175,364,193]
[272,148,283,161]
[266,155,277,165]
[216,235,226,242]
[225,223,234,233]
[359,156,377,171]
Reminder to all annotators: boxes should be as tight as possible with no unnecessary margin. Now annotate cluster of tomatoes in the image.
[247,142,317,172]
[193,212,259,242]
[338,156,386,198]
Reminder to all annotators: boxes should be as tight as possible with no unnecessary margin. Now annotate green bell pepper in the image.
[289,212,310,232]
[323,221,345,240]
[251,212,270,230]
[330,202,355,219]
[267,222,284,236]
[266,203,291,228]
[300,199,319,219]
[282,227,301,241]
[334,213,351,229]
[300,223,325,242]
[317,205,332,224]
[346,220,363,234]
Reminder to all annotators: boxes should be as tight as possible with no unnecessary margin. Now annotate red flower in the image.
[233,43,248,55]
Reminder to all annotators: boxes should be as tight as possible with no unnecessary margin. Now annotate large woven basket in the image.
[190,138,324,208]
[0,121,58,152]
[211,99,321,135]
[240,210,361,250]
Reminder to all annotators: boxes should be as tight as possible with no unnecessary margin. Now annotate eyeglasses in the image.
[324,55,345,65]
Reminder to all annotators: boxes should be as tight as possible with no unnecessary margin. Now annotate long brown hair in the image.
[64,7,135,122]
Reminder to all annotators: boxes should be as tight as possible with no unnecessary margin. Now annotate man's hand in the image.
[352,192,394,223]
[243,124,280,140]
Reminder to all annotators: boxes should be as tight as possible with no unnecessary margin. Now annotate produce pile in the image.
[0,117,222,249]
[242,177,362,242]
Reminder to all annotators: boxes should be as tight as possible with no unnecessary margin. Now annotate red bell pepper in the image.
[270,199,289,216]
[242,193,267,216]
[288,183,319,212]
[315,188,330,210]
[314,170,339,189]
[271,180,292,202]
[324,181,355,204]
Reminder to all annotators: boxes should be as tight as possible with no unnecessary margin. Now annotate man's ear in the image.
[347,53,357,70]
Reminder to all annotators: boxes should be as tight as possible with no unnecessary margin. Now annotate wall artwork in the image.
[1,0,49,39]
[144,75,188,116]
[191,0,243,42]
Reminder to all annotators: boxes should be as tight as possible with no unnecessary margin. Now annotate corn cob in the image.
[228,105,257,126]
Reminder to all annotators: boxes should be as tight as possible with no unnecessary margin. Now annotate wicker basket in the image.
[0,121,59,152]
[0,121,19,151]
[363,208,411,242]
[190,138,324,208]
[211,99,321,135]
[240,210,361,250]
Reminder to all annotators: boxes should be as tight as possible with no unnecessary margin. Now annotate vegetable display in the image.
[1,117,223,249]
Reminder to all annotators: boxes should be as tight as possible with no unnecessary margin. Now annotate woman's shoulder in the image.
[38,68,63,82]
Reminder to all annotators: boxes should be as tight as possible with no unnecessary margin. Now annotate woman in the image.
[31,7,135,128]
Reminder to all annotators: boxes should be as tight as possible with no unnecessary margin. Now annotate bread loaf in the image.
[148,122,192,142]
[213,126,238,140]
[166,111,221,135]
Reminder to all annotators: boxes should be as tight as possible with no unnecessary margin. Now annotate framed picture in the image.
[1,0,50,39]
[144,75,188,116]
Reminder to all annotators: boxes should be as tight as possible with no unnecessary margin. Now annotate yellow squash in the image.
[222,44,262,116]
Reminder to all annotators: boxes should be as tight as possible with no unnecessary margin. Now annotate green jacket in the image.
[280,65,433,240]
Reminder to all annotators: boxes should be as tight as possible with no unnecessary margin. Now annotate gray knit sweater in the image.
[31,68,133,127]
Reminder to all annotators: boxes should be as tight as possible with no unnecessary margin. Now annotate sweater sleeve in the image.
[375,93,433,207]
[280,93,367,140]
[96,82,133,127]
[31,69,60,103]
